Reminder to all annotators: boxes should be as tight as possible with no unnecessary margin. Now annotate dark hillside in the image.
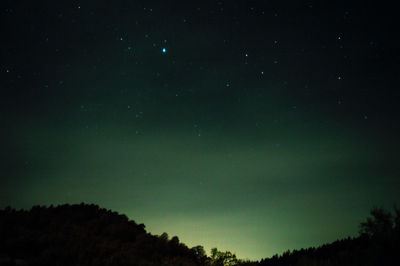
[1,204,398,266]
[259,207,400,266]
[0,204,201,266]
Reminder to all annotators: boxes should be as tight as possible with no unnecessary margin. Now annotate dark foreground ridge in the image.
[0,203,399,266]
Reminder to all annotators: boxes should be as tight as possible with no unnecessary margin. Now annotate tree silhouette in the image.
[359,207,393,239]
[210,248,238,266]
[0,204,202,266]
[191,245,210,265]
[160,232,169,241]
[2,203,400,266]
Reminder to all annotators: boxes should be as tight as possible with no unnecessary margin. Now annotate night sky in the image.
[1,0,400,260]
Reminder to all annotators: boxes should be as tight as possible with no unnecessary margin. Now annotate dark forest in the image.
[1,203,399,266]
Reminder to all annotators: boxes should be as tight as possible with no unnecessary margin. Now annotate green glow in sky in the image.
[1,0,399,260]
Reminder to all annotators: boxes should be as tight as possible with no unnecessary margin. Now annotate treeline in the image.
[259,206,400,266]
[0,203,254,266]
[0,204,399,266]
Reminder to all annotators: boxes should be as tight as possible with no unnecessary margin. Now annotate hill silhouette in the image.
[0,204,399,266]
[0,203,204,266]
[259,206,400,266]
